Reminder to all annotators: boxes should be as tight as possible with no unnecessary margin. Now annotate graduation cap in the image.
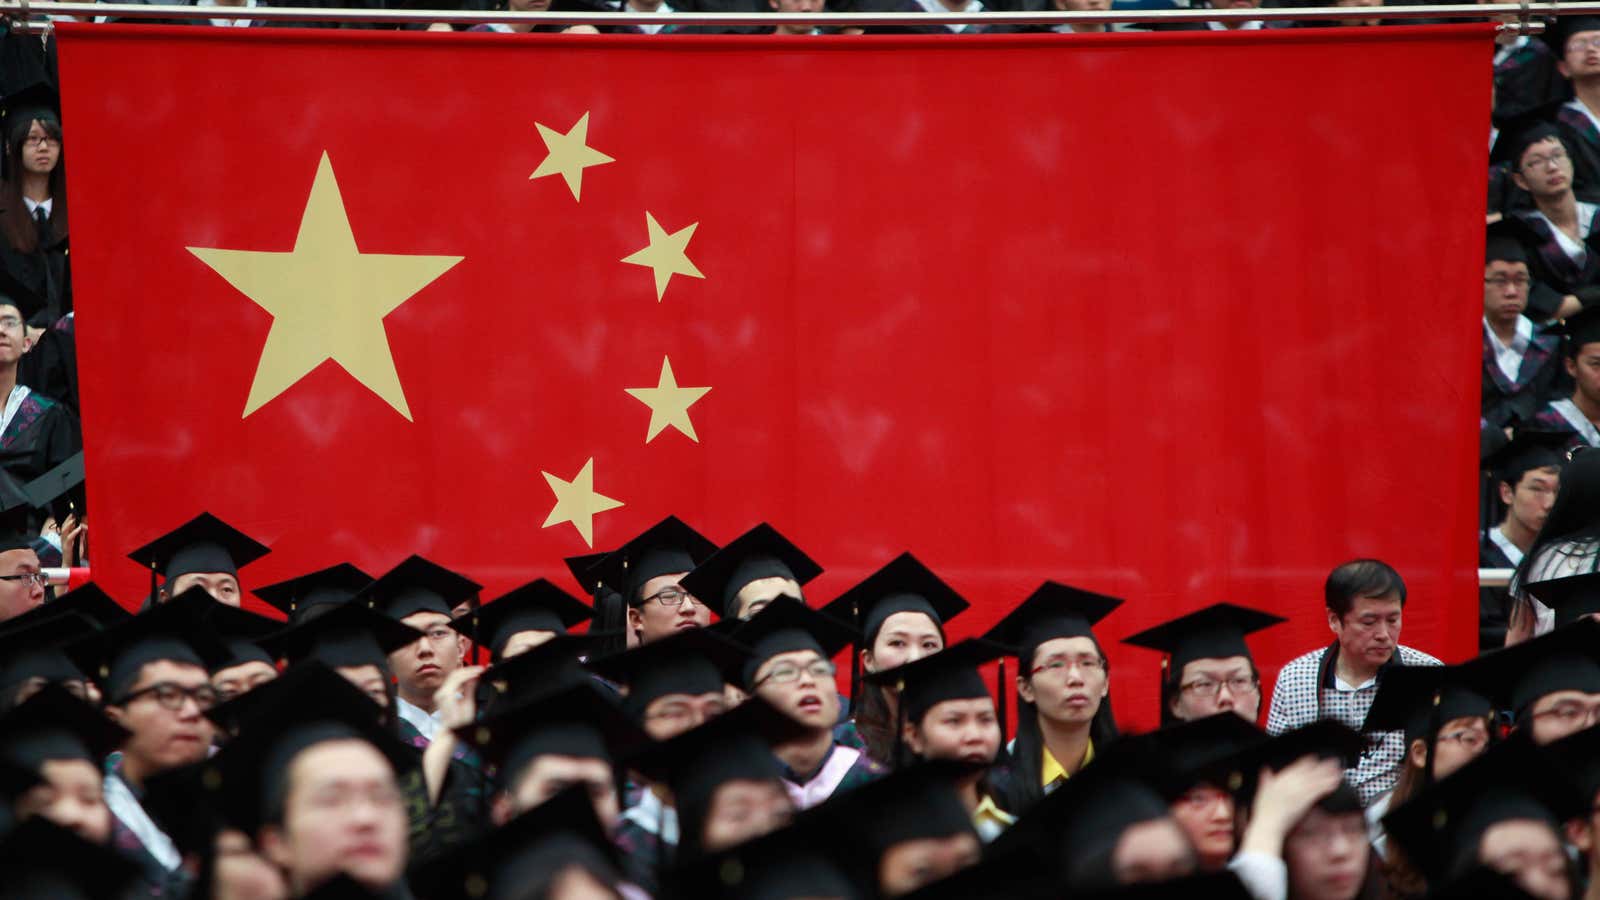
[892,849,1055,900]
[1541,14,1600,56]
[627,696,808,861]
[586,627,748,720]
[819,552,968,648]
[1470,617,1600,719]
[252,563,373,625]
[256,600,423,671]
[0,83,57,135]
[0,682,128,773]
[451,578,591,661]
[1559,303,1600,357]
[476,631,610,712]
[1523,571,1600,628]
[1233,719,1364,774]
[1111,712,1268,801]
[1121,602,1286,681]
[678,522,823,621]
[1544,720,1600,807]
[0,582,130,634]
[409,785,622,900]
[126,512,271,601]
[863,637,1003,726]
[360,554,481,621]
[662,814,866,900]
[157,586,283,672]
[588,516,717,604]
[1489,108,1565,171]
[20,451,82,524]
[729,595,858,689]
[1483,428,1573,488]
[201,662,417,834]
[0,470,37,554]
[0,610,96,697]
[980,581,1124,667]
[0,819,142,900]
[1362,664,1494,744]
[459,679,647,791]
[1382,735,1582,884]
[564,551,614,598]
[808,760,979,889]
[65,588,233,701]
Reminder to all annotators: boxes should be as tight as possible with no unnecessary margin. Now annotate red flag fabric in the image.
[59,24,1488,730]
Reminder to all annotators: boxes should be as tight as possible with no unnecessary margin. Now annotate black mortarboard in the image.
[1484,428,1572,488]
[810,761,979,891]
[257,600,423,670]
[1545,721,1600,804]
[863,637,1003,725]
[126,512,271,596]
[1,583,130,633]
[460,680,647,789]
[451,578,591,660]
[730,596,857,688]
[0,757,40,800]
[1121,603,1286,679]
[252,563,373,624]
[65,589,232,701]
[586,627,748,720]
[1489,115,1564,170]
[1362,664,1494,744]
[476,631,609,712]
[663,816,866,900]
[0,683,128,772]
[0,820,141,900]
[892,849,1055,900]
[980,581,1124,667]
[0,611,94,696]
[0,83,56,135]
[1561,303,1600,356]
[160,586,281,671]
[202,663,416,834]
[1232,719,1364,774]
[1485,219,1531,267]
[1113,712,1267,801]
[565,552,613,597]
[819,552,968,647]
[1426,866,1541,900]
[410,786,622,900]
[1541,14,1600,56]
[20,451,83,524]
[1471,618,1600,719]
[1383,735,1581,884]
[679,522,823,620]
[360,554,481,621]
[0,471,36,554]
[1526,571,1600,627]
[589,516,717,603]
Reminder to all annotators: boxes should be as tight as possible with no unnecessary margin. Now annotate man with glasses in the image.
[362,555,482,747]
[0,514,46,622]
[1482,221,1567,433]
[1552,16,1600,192]
[1122,603,1286,726]
[0,272,78,490]
[1495,119,1600,301]
[589,515,718,646]
[1265,560,1440,807]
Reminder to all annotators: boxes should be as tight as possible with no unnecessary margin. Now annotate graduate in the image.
[1545,723,1600,900]
[567,551,632,656]
[0,819,142,900]
[448,577,592,662]
[0,84,69,327]
[1551,16,1600,194]
[253,562,375,626]
[1481,430,1571,647]
[0,683,123,845]
[0,487,48,623]
[126,511,272,609]
[678,521,823,622]
[979,580,1123,814]
[589,515,719,646]
[0,267,75,485]
[1121,602,1287,725]
[1477,617,1600,745]
[819,551,969,768]
[360,554,482,746]
[184,586,284,704]
[0,581,126,708]
[811,762,984,898]
[1534,304,1600,453]
[1494,118,1600,299]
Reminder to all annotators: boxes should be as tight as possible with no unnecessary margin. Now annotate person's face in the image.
[1514,138,1575,198]
[1567,345,1600,407]
[1209,0,1259,11]
[1503,466,1560,536]
[212,828,289,900]
[1111,818,1197,885]
[13,758,111,844]
[211,660,278,704]
[500,629,557,660]
[510,0,552,11]
[1484,261,1531,324]
[1333,0,1379,25]
[105,660,217,775]
[627,574,710,644]
[389,611,465,700]
[641,691,727,741]
[1480,820,1571,900]
[259,740,407,895]
[0,546,43,621]
[168,572,243,607]
[1327,594,1401,672]
[1283,808,1369,900]
[1407,715,1489,780]
[1529,690,1600,744]
[700,778,793,853]
[1168,785,1236,872]
[19,120,59,177]
[11,676,92,708]
[877,832,981,898]
[507,754,619,831]
[905,698,1000,765]
[545,865,622,900]
[1169,657,1259,723]
[733,576,801,620]
[1052,0,1109,10]
[1016,636,1109,726]
[334,665,392,709]
[1560,31,1600,80]
[753,649,841,729]
[863,612,944,674]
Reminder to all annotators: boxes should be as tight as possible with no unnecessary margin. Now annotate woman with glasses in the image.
[0,84,69,330]
[1122,603,1285,727]
[731,596,886,809]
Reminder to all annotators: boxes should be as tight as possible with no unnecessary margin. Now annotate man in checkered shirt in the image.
[1264,559,1441,807]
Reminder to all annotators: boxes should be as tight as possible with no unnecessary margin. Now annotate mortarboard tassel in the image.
[997,659,1009,741]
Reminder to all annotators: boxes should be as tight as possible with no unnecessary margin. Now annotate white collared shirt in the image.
[623,0,673,33]
[1533,201,1599,267]
[396,695,444,743]
[1485,314,1534,384]
[621,788,680,844]
[1494,35,1529,67]
[196,0,258,28]
[914,0,983,32]
[1568,98,1600,141]
[1206,18,1262,29]
[22,197,51,219]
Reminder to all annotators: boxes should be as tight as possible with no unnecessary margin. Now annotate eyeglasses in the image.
[1521,149,1569,171]
[1436,728,1489,752]
[21,134,57,149]
[644,699,727,723]
[642,585,701,608]
[1531,699,1600,728]
[755,659,835,686]
[1484,275,1531,289]
[0,571,47,587]
[1569,35,1600,53]
[1179,676,1259,698]
[1030,656,1105,677]
[118,681,219,712]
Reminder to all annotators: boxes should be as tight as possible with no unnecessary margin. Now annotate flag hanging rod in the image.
[0,0,1557,29]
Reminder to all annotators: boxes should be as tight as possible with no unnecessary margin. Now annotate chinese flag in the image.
[60,25,1487,729]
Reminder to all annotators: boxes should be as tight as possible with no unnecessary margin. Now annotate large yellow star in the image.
[530,112,614,202]
[620,212,704,301]
[541,458,625,547]
[625,356,712,443]
[188,153,463,421]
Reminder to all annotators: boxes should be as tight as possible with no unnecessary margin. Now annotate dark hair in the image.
[850,679,898,767]
[0,113,64,256]
[1518,451,1600,573]
[1002,637,1119,815]
[1159,660,1261,727]
[1324,559,1407,619]
[591,589,630,656]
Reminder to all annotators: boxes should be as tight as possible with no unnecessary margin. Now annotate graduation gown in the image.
[0,202,70,328]
[1510,206,1600,297]
[1479,529,1521,651]
[0,384,78,482]
[1482,322,1564,429]
[1555,102,1600,197]
[1532,398,1600,451]
[1494,38,1569,123]
[17,315,77,418]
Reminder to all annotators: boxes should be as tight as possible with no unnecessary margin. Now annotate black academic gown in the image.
[0,202,69,328]
[0,386,79,483]
[17,318,77,419]
[1495,38,1570,124]
[1479,530,1518,651]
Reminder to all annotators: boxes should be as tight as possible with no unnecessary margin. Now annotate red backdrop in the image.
[58,24,1488,731]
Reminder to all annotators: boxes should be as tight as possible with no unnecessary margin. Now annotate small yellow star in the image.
[530,112,615,202]
[541,458,624,547]
[620,212,704,301]
[625,356,712,443]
